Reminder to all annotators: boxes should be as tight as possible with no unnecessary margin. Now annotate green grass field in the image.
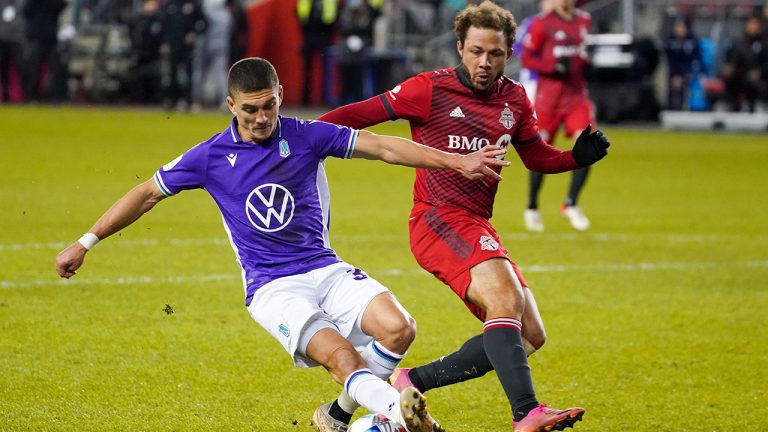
[1,105,767,431]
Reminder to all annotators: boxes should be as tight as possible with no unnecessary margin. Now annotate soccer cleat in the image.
[524,209,545,232]
[513,404,585,432]
[398,386,445,432]
[311,402,349,432]
[560,205,590,231]
[388,368,415,392]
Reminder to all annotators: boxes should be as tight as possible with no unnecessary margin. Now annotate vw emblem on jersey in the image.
[245,183,295,232]
[499,107,516,130]
[479,235,499,251]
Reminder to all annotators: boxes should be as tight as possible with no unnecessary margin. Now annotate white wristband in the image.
[77,233,100,250]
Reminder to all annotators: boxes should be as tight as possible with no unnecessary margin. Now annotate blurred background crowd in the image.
[1,0,767,121]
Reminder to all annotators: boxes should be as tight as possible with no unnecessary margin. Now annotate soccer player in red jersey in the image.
[317,2,609,431]
[521,0,596,232]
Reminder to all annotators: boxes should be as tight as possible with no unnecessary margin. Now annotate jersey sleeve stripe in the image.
[515,133,541,146]
[153,171,174,196]
[344,129,359,159]
[378,94,398,121]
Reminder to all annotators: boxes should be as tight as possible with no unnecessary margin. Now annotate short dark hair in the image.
[454,1,517,49]
[227,57,279,96]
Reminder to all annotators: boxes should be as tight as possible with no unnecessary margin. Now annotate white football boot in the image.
[561,205,590,231]
[524,209,545,232]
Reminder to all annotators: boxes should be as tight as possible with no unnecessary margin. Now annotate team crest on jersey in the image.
[278,324,290,338]
[499,107,516,130]
[279,139,291,158]
[479,235,499,251]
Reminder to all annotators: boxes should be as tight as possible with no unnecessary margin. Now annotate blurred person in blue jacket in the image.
[663,16,701,110]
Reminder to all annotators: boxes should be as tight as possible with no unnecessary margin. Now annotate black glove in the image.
[554,56,571,76]
[572,125,610,166]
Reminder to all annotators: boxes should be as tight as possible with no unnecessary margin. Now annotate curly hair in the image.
[454,1,518,49]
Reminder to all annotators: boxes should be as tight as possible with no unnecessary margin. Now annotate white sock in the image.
[344,369,402,422]
[360,340,405,379]
[337,390,360,416]
[337,341,404,417]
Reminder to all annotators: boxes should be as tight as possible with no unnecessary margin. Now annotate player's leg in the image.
[466,258,537,418]
[396,281,543,394]
[520,287,546,355]
[310,263,441,432]
[560,99,596,231]
[466,259,584,431]
[320,291,416,427]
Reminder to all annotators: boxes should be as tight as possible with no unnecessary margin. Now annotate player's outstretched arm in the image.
[571,124,611,166]
[352,130,510,180]
[55,180,167,279]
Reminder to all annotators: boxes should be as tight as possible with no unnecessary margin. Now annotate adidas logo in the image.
[449,106,465,118]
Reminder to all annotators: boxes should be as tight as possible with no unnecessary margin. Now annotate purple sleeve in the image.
[305,120,359,160]
[153,144,208,196]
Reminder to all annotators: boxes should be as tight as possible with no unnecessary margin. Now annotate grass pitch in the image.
[1,105,767,431]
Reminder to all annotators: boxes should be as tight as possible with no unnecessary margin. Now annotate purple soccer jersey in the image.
[154,116,359,305]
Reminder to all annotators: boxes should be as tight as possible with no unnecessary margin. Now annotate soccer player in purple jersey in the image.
[54,57,510,432]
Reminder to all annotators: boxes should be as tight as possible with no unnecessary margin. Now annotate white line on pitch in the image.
[2,232,768,253]
[4,260,767,289]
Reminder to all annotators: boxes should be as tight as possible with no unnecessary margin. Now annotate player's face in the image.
[457,26,511,92]
[227,86,283,143]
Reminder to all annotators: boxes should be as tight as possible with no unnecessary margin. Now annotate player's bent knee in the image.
[379,314,416,353]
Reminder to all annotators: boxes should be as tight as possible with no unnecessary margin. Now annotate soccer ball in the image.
[348,413,407,432]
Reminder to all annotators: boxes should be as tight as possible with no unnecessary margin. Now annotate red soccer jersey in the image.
[522,9,591,96]
[379,68,541,219]
[318,67,579,219]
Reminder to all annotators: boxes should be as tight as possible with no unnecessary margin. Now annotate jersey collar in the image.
[228,116,284,144]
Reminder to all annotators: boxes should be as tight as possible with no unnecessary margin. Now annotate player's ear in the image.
[507,47,514,60]
[456,40,463,56]
[226,95,236,114]
[278,85,284,106]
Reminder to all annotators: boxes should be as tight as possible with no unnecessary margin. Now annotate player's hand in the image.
[55,242,88,279]
[457,145,511,181]
[555,56,571,76]
[572,124,610,167]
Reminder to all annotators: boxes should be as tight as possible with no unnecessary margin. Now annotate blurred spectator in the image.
[336,0,382,105]
[23,0,67,102]
[721,16,768,112]
[226,0,248,65]
[664,16,702,110]
[192,0,231,110]
[127,0,164,104]
[296,0,338,105]
[160,0,208,111]
[0,0,25,103]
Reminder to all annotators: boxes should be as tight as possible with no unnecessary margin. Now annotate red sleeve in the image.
[383,73,432,123]
[317,96,392,129]
[513,135,578,174]
[521,18,555,74]
[317,73,433,128]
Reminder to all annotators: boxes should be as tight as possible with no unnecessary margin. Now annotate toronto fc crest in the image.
[499,107,515,129]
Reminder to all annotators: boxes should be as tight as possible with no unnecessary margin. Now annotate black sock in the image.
[328,400,353,424]
[528,171,545,209]
[565,166,590,207]
[409,334,493,392]
[483,319,539,421]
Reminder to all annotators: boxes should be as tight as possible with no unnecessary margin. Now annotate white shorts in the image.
[246,262,389,367]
